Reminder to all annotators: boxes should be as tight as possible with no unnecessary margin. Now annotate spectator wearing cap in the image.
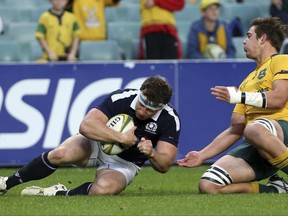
[186,0,235,59]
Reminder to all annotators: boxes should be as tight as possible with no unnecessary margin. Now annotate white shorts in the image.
[87,140,141,186]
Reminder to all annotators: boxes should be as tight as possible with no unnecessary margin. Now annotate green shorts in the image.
[227,120,288,181]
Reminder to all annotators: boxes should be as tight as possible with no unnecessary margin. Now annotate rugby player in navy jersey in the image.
[0,76,181,196]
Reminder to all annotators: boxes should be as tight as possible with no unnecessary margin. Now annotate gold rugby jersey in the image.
[233,54,288,124]
[35,10,80,59]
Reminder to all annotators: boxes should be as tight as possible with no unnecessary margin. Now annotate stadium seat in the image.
[29,40,42,61]
[105,7,118,22]
[280,38,288,54]
[232,37,246,59]
[0,7,32,22]
[30,6,50,22]
[106,4,140,22]
[181,39,188,59]
[8,22,37,42]
[115,5,140,22]
[107,22,140,59]
[221,4,261,33]
[175,4,200,23]
[3,0,37,7]
[130,38,139,60]
[177,21,191,46]
[0,40,21,62]
[79,40,122,61]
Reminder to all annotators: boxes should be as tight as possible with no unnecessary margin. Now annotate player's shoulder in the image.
[191,19,202,30]
[110,88,138,102]
[38,10,51,20]
[269,54,288,65]
[271,54,288,60]
[63,10,77,18]
[159,104,180,123]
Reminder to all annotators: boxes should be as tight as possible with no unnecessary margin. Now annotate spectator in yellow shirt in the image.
[70,0,121,41]
[35,0,80,62]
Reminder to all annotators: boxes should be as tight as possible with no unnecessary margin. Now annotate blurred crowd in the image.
[0,0,286,62]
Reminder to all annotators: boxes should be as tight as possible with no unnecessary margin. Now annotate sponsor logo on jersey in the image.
[145,122,157,134]
[258,69,266,79]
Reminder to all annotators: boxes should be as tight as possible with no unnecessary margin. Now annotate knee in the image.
[198,179,222,194]
[88,183,120,196]
[243,123,261,141]
[199,165,234,194]
[47,148,68,164]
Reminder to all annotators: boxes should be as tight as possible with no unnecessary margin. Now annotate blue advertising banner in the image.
[0,60,255,166]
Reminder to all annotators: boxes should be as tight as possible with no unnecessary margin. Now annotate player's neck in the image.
[51,8,64,15]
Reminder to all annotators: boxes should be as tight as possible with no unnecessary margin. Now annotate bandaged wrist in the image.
[227,87,267,108]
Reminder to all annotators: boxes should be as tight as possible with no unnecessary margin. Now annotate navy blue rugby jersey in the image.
[95,88,181,167]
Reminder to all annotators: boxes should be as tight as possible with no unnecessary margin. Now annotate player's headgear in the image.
[200,0,221,11]
[139,92,164,111]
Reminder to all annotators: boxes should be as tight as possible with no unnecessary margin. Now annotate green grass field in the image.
[0,166,287,216]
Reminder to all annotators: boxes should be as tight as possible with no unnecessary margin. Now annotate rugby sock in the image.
[56,182,93,196]
[6,151,58,190]
[250,182,259,193]
[268,149,288,174]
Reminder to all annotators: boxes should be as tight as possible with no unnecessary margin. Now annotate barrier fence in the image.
[0,60,254,165]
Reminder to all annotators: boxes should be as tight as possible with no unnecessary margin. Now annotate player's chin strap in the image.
[227,87,267,108]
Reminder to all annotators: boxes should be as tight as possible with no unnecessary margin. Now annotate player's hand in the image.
[121,126,138,148]
[137,137,154,158]
[144,0,155,8]
[211,86,237,103]
[48,51,58,62]
[67,53,77,62]
[177,151,203,168]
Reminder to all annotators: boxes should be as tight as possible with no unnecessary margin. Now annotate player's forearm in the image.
[69,36,80,57]
[79,118,124,143]
[200,128,242,161]
[148,150,175,173]
[38,38,53,55]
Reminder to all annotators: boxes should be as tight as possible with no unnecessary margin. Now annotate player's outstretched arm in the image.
[178,112,246,168]
[177,151,203,168]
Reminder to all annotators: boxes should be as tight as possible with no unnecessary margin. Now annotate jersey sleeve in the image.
[159,109,181,147]
[271,55,288,81]
[154,0,185,12]
[72,16,81,37]
[95,91,117,119]
[35,13,47,39]
[233,103,245,115]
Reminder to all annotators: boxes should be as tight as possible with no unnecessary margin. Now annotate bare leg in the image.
[199,155,255,194]
[88,169,127,195]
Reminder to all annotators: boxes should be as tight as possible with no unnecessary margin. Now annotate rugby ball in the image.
[204,44,226,59]
[100,114,134,155]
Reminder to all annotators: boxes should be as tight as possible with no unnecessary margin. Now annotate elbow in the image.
[79,121,88,136]
[156,164,172,174]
